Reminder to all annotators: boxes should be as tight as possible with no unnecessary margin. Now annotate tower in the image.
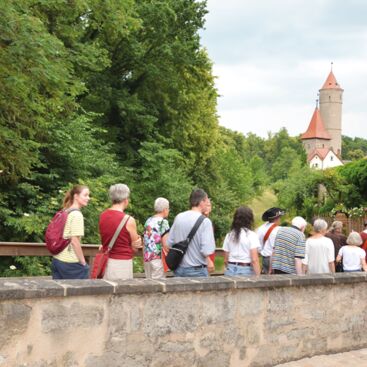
[318,67,343,156]
[301,104,331,156]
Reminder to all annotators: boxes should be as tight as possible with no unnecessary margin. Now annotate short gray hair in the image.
[154,197,169,213]
[330,221,343,232]
[346,232,363,246]
[313,219,328,233]
[109,184,130,204]
[291,216,307,230]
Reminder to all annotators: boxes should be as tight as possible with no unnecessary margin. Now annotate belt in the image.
[191,264,207,269]
[228,261,251,267]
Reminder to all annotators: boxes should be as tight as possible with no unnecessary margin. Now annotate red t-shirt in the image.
[99,210,133,260]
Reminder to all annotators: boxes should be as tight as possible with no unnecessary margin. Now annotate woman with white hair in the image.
[143,197,170,279]
[336,232,367,272]
[302,219,335,274]
[99,184,142,280]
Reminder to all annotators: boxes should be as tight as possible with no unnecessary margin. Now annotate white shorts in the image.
[144,259,165,279]
[103,258,133,280]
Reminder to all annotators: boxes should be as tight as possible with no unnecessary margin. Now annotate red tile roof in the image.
[308,148,331,161]
[301,107,331,140]
[321,71,342,89]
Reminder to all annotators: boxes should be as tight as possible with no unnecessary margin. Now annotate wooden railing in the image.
[0,242,225,273]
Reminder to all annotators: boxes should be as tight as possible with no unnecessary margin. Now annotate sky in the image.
[200,0,367,139]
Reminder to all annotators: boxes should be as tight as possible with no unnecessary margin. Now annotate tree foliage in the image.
[1,0,364,276]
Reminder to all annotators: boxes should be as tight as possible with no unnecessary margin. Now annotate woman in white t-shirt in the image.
[336,232,367,272]
[223,206,261,276]
[302,219,335,274]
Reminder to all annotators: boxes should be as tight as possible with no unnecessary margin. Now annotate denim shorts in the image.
[224,263,254,277]
[174,265,208,277]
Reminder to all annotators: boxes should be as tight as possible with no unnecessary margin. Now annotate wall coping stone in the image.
[0,273,366,300]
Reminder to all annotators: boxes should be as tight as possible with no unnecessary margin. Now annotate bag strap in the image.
[263,223,277,245]
[187,215,206,243]
[107,215,130,251]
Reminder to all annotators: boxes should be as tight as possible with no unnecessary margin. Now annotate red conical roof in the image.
[301,107,331,140]
[321,71,342,89]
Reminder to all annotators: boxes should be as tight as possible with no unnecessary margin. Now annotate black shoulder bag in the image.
[165,215,206,271]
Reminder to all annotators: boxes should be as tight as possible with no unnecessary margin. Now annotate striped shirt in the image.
[272,226,306,274]
[54,210,84,263]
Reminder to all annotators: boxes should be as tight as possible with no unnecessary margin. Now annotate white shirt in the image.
[338,246,366,271]
[223,229,261,263]
[256,222,279,257]
[302,236,334,274]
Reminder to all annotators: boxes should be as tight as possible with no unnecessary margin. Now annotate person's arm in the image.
[361,258,367,272]
[336,254,342,263]
[329,261,335,273]
[200,218,216,257]
[268,255,273,274]
[161,233,169,254]
[206,256,215,273]
[126,217,142,252]
[250,248,261,276]
[70,236,86,265]
[295,258,304,275]
[224,251,229,269]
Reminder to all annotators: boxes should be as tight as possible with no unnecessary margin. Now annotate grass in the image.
[249,189,278,227]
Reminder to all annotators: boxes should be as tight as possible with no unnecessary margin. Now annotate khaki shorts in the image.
[103,258,133,280]
[144,259,165,279]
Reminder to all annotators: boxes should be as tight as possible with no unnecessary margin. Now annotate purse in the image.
[90,214,130,279]
[165,215,206,271]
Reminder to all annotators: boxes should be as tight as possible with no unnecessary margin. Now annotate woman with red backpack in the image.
[51,185,90,279]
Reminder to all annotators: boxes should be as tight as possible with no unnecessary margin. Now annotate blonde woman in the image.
[52,185,90,279]
[336,232,367,272]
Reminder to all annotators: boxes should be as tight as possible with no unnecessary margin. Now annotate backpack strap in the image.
[187,215,206,244]
[107,215,130,251]
[263,223,277,245]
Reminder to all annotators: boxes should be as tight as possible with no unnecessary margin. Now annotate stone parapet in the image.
[1,273,367,367]
[1,273,366,299]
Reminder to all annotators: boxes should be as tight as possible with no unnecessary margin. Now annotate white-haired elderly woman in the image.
[302,219,335,274]
[143,197,170,279]
[336,232,367,272]
[99,184,142,280]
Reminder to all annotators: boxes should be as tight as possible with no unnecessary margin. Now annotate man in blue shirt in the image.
[168,189,215,277]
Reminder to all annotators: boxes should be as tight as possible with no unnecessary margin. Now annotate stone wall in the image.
[1,273,367,367]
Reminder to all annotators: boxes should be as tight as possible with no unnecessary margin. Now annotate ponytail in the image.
[62,185,88,209]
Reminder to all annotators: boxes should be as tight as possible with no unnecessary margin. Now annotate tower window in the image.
[330,156,334,161]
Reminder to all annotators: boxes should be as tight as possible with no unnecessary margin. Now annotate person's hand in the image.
[162,244,169,255]
[207,257,215,273]
[132,237,143,250]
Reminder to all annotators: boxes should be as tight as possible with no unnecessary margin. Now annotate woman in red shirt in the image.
[99,184,142,280]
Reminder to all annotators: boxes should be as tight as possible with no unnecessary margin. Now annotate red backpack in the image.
[45,209,79,255]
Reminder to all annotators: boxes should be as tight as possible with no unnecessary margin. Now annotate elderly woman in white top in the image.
[336,232,367,272]
[223,206,261,276]
[302,219,335,274]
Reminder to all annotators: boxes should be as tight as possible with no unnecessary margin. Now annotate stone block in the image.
[0,303,32,346]
[0,279,64,300]
[289,274,335,286]
[333,272,367,284]
[113,279,163,294]
[41,301,104,333]
[56,279,114,296]
[233,275,292,289]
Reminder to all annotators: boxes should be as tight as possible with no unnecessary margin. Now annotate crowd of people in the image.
[51,184,367,280]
